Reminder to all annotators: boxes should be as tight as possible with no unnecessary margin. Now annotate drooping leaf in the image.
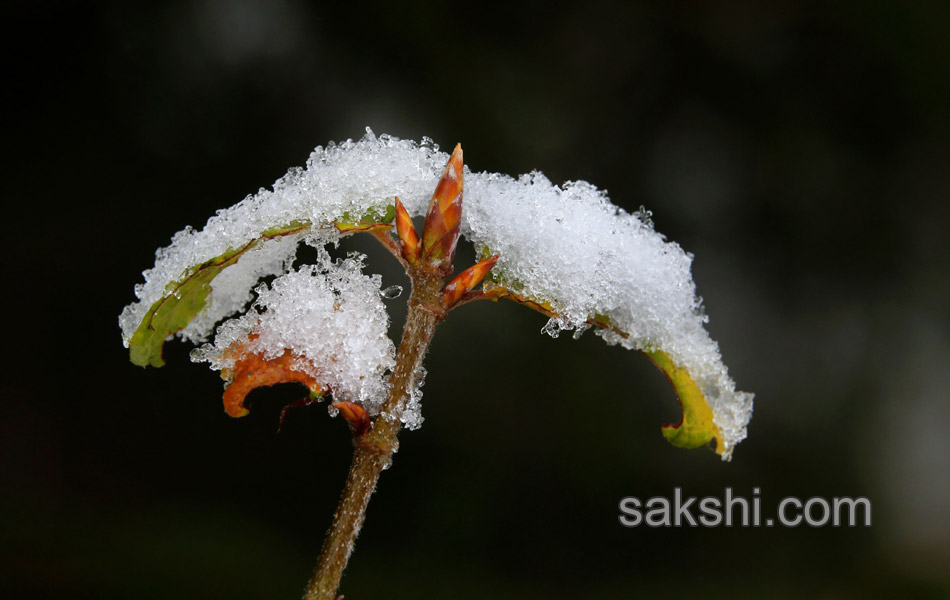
[482,283,725,456]
[128,221,311,368]
[646,349,723,453]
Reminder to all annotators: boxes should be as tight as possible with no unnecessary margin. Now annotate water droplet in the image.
[379,285,403,299]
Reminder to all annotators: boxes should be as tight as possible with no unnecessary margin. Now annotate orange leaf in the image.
[442,254,500,308]
[394,196,420,265]
[220,338,324,418]
[421,144,463,270]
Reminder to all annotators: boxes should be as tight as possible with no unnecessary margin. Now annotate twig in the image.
[302,267,445,600]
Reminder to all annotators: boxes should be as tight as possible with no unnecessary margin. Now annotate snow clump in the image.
[190,251,395,414]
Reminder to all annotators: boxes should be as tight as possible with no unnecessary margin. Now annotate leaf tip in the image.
[648,350,723,454]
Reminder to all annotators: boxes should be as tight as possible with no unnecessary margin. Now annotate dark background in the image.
[4,1,949,598]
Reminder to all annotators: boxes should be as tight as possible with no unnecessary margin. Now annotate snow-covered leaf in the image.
[126,221,310,367]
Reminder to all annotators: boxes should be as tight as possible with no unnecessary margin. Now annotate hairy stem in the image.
[303,267,446,600]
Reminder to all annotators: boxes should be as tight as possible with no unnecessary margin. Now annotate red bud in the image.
[393,196,420,265]
[441,254,500,308]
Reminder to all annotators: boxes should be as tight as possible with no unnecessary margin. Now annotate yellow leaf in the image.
[646,349,724,455]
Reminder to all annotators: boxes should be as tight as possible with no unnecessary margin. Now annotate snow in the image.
[392,366,427,432]
[120,128,753,458]
[190,251,396,413]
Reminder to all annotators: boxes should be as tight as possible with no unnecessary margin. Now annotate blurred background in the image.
[3,1,949,598]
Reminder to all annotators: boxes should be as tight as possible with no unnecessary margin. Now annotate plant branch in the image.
[302,266,446,600]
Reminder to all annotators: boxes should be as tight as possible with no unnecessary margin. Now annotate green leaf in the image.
[128,221,311,368]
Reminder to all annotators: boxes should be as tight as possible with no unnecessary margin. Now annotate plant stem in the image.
[303,267,446,600]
